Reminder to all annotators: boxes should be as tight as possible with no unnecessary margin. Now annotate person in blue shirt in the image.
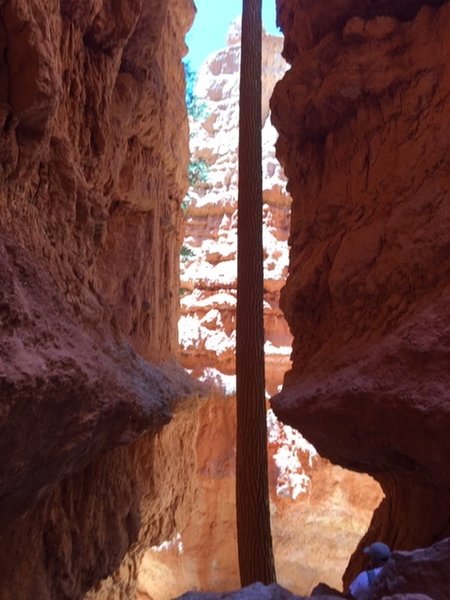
[348,541,392,599]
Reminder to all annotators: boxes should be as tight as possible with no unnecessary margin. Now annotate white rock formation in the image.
[180,23,291,396]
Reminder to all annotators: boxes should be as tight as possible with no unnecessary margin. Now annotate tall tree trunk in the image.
[236,0,276,586]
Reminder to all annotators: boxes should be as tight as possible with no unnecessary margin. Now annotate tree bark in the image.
[236,0,277,586]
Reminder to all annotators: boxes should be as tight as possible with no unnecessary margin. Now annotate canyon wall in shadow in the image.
[0,1,200,598]
[270,0,450,586]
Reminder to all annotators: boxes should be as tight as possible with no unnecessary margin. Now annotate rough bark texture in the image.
[0,0,199,598]
[236,0,276,586]
[270,0,450,587]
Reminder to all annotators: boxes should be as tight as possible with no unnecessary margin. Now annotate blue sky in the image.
[186,0,280,72]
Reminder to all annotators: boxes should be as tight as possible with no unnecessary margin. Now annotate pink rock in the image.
[271,0,450,574]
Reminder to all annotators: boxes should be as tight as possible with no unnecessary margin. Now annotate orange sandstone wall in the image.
[1,0,190,360]
[0,1,199,598]
[271,0,450,584]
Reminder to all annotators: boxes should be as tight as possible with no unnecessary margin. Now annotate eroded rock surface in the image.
[175,579,441,600]
[137,23,382,599]
[271,0,450,585]
[0,0,199,598]
[367,537,450,599]
[179,23,292,396]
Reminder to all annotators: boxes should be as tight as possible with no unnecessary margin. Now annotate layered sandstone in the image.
[0,1,199,598]
[137,24,382,599]
[271,0,450,587]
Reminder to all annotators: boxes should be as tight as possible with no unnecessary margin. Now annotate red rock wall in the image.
[1,0,190,361]
[0,0,199,598]
[271,0,450,584]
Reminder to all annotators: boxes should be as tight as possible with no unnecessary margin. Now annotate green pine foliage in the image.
[184,61,208,121]
[188,158,209,187]
[182,60,211,216]
[180,245,195,261]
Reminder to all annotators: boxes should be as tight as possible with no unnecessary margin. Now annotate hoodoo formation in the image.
[0,0,449,599]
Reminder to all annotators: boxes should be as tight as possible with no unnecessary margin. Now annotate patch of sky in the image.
[186,0,280,73]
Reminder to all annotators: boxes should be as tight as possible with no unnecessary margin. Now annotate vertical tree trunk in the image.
[236,0,276,586]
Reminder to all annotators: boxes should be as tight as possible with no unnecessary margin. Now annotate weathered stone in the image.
[271,0,450,585]
[0,0,199,597]
[173,580,438,599]
[367,537,450,599]
[179,23,292,397]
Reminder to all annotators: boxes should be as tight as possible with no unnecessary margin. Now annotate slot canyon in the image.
[0,1,449,600]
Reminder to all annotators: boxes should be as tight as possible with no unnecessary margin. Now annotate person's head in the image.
[363,541,392,567]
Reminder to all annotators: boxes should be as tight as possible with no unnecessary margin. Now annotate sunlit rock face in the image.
[179,21,292,397]
[270,0,450,585]
[138,22,382,599]
[0,0,200,598]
